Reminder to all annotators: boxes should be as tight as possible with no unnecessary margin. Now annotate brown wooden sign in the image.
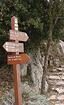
[3,42,24,52]
[10,30,29,41]
[7,54,29,64]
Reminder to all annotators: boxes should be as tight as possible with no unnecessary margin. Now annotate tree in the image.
[41,0,64,94]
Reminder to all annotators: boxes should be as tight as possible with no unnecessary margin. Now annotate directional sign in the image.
[10,30,29,41]
[3,42,24,52]
[7,54,29,64]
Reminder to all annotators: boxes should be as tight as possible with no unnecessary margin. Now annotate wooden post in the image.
[11,16,22,105]
[2,16,29,105]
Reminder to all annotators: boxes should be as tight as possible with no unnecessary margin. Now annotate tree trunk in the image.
[41,30,52,94]
[41,0,61,94]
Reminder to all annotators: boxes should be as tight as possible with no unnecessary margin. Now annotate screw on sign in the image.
[3,16,29,105]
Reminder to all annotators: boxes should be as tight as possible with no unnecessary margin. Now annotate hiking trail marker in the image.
[10,30,29,41]
[3,42,24,52]
[7,54,29,64]
[3,16,29,105]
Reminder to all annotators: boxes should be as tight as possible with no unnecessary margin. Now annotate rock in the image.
[52,68,57,72]
[57,95,64,100]
[20,64,28,76]
[26,95,51,105]
[48,95,56,100]
[45,80,49,92]
[22,82,32,94]
[61,76,64,79]
[49,60,53,66]
[28,101,41,105]
[55,104,64,105]
[52,87,64,94]
[53,59,60,67]
[56,81,64,85]
[61,65,64,68]
[29,48,43,91]
[22,82,40,95]
[57,40,64,54]
[57,67,64,71]
[48,76,60,80]
[20,48,44,92]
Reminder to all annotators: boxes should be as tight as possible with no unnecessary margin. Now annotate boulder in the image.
[20,48,44,92]
[57,40,64,54]
[20,64,28,76]
[29,48,43,91]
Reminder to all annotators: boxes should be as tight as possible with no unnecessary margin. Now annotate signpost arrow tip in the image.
[3,43,6,51]
[10,30,29,41]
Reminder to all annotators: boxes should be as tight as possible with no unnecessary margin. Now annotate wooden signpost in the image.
[3,16,29,105]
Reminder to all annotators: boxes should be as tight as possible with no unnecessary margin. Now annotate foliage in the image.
[0,0,64,51]
[0,0,47,53]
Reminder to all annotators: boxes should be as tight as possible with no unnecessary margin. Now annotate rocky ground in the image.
[47,66,64,105]
[0,65,51,105]
[0,65,13,105]
[0,83,51,105]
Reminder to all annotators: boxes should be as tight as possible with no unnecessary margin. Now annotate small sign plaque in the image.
[7,54,29,64]
[3,42,24,52]
[10,30,29,41]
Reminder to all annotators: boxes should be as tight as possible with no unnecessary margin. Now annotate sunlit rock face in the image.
[57,40,64,54]
[20,48,44,92]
